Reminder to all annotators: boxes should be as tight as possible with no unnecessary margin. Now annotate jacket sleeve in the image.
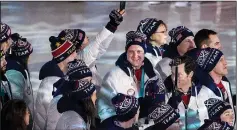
[5,70,25,99]
[78,27,114,67]
[34,78,56,130]
[96,71,118,122]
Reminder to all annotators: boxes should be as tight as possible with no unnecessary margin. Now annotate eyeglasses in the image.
[154,31,167,34]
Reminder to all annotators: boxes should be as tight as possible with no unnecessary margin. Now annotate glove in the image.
[105,9,124,33]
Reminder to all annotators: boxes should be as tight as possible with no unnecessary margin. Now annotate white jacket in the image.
[220,80,234,110]
[218,80,235,125]
[145,52,162,68]
[45,94,62,130]
[155,57,172,81]
[42,27,114,130]
[167,85,221,130]
[78,27,114,86]
[33,76,60,130]
[97,65,159,121]
[56,111,88,130]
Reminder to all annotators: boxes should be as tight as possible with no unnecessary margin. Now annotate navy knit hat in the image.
[137,18,163,38]
[58,29,86,50]
[112,93,139,122]
[193,48,223,72]
[145,78,166,104]
[169,26,194,46]
[148,104,180,129]
[67,59,92,80]
[125,31,147,53]
[204,98,232,120]
[198,119,233,130]
[10,33,33,57]
[49,36,76,63]
[53,78,95,100]
[0,22,11,43]
[71,79,96,100]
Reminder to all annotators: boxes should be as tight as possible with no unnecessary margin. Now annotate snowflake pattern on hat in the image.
[126,31,147,44]
[204,98,220,110]
[137,18,160,38]
[67,59,92,80]
[0,22,11,43]
[148,104,171,122]
[11,33,33,57]
[195,48,223,72]
[112,93,139,115]
[196,49,210,68]
[63,29,75,41]
[206,122,223,129]
[73,80,95,93]
[67,59,87,73]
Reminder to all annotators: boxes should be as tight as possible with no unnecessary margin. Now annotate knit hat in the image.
[53,78,95,100]
[10,33,33,57]
[112,93,140,122]
[49,36,76,63]
[145,79,166,104]
[148,104,180,129]
[169,26,194,46]
[198,119,233,130]
[58,29,86,50]
[137,18,163,38]
[71,79,96,100]
[67,59,92,80]
[189,48,223,72]
[0,22,11,43]
[125,31,147,53]
[204,98,232,120]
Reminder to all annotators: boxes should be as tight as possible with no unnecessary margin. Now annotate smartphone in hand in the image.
[120,1,126,11]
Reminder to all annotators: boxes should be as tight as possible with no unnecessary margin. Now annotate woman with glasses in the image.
[137,18,168,67]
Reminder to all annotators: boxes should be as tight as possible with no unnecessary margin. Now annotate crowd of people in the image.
[0,8,236,130]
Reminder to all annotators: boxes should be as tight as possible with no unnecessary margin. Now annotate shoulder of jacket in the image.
[105,66,128,78]
[40,76,61,85]
[5,70,25,80]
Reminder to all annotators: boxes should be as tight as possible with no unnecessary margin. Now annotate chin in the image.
[228,121,233,126]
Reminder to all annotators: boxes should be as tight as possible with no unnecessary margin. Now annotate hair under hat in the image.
[58,29,86,50]
[169,26,194,46]
[148,104,180,129]
[112,93,140,122]
[10,33,33,57]
[49,36,76,63]
[0,22,11,43]
[125,31,147,53]
[67,59,92,80]
[137,18,163,38]
[204,98,232,120]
